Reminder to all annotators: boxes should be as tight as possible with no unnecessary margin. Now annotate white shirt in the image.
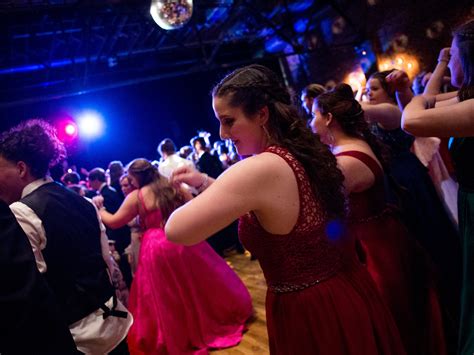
[9,177,132,354]
[158,153,195,179]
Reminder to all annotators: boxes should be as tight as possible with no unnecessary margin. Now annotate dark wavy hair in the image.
[0,119,66,179]
[454,20,474,101]
[316,83,390,171]
[127,158,186,221]
[212,64,346,220]
[369,70,396,102]
[301,83,326,99]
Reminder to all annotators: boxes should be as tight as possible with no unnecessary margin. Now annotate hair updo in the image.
[316,83,390,170]
[212,64,346,220]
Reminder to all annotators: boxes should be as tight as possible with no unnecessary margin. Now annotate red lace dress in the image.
[239,146,406,355]
[336,150,446,355]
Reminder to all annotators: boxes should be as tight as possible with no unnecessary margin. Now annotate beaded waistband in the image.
[267,269,338,294]
[348,206,392,224]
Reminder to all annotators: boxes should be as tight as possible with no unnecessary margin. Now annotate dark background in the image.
[0,0,471,171]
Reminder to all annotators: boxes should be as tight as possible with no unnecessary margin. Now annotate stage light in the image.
[65,123,77,136]
[344,67,366,92]
[77,110,104,139]
[377,54,419,79]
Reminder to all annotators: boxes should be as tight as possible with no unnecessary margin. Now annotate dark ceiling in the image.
[0,0,470,109]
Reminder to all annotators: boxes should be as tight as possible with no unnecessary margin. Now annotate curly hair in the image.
[127,158,186,222]
[212,64,346,220]
[369,70,396,102]
[316,83,390,171]
[0,119,66,179]
[454,20,474,101]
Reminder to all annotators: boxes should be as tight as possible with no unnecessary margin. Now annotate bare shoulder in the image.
[335,148,379,193]
[211,151,295,200]
[222,152,292,180]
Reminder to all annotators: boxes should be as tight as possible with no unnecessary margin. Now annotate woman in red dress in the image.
[312,83,446,355]
[166,64,406,354]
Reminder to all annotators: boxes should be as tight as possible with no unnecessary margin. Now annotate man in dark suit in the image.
[89,167,132,285]
[190,136,244,256]
[0,200,78,355]
[0,120,131,354]
[190,136,224,179]
[107,161,125,201]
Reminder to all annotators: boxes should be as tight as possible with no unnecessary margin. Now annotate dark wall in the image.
[0,59,280,171]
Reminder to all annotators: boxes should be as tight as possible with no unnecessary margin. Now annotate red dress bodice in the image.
[239,146,343,292]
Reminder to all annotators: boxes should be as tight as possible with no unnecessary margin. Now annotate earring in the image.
[327,128,335,146]
[262,125,271,141]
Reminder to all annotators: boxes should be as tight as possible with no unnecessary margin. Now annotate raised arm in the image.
[424,48,451,95]
[166,153,295,246]
[361,102,402,130]
[402,96,474,137]
[166,157,264,246]
[386,70,413,110]
[98,190,139,229]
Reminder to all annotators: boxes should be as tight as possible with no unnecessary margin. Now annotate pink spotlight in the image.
[65,123,77,136]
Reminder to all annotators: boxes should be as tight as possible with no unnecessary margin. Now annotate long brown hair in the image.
[454,20,474,101]
[316,83,390,171]
[127,158,185,221]
[212,64,346,220]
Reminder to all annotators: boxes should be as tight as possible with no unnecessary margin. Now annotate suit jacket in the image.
[196,152,224,179]
[99,185,131,257]
[0,201,77,354]
[100,185,123,214]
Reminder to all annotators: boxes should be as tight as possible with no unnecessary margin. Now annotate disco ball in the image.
[150,0,193,30]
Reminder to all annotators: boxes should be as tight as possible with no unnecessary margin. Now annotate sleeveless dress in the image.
[336,150,446,355]
[451,137,474,355]
[371,126,461,352]
[127,190,253,354]
[239,146,406,355]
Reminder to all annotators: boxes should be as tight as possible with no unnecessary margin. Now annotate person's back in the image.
[96,158,253,354]
[18,181,114,324]
[0,119,131,354]
[0,200,77,355]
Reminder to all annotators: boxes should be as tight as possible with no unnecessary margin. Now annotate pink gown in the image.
[127,191,253,355]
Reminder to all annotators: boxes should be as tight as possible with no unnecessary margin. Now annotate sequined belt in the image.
[349,206,392,224]
[267,269,339,294]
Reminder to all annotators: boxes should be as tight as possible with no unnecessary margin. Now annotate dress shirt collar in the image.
[21,176,53,198]
[99,182,107,193]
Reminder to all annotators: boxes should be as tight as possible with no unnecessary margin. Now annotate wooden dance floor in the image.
[212,251,270,354]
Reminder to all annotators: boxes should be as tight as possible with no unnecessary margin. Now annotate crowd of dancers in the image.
[0,19,473,355]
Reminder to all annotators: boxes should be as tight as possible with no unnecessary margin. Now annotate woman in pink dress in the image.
[96,158,252,354]
[166,64,406,354]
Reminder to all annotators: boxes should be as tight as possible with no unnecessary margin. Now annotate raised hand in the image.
[170,166,206,189]
[92,195,105,210]
[386,69,411,92]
